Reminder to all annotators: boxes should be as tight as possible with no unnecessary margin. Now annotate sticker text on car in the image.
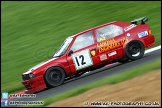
[108,51,117,57]
[100,54,107,61]
[138,31,148,38]
[97,37,128,53]
[124,24,136,31]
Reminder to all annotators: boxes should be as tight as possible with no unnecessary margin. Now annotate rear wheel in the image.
[125,41,145,60]
[45,67,65,87]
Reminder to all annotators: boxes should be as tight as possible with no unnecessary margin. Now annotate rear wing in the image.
[131,16,148,25]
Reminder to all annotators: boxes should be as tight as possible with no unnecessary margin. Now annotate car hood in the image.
[23,57,58,74]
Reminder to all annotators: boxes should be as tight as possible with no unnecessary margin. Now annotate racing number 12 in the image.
[72,49,93,70]
[75,55,86,66]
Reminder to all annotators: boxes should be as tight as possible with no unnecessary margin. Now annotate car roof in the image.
[72,21,127,38]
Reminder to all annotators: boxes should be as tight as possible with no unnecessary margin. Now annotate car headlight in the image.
[29,74,35,79]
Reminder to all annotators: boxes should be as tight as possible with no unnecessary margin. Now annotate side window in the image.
[71,32,94,52]
[96,24,123,42]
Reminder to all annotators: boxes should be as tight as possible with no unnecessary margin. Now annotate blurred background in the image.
[1,1,161,94]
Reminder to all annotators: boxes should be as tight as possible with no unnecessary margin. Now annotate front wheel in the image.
[45,67,65,87]
[125,41,145,60]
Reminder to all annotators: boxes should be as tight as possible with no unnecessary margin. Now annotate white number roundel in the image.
[72,49,93,70]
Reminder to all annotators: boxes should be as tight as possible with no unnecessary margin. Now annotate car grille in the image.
[22,74,30,81]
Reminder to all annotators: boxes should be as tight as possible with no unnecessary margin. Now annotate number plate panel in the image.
[71,49,93,70]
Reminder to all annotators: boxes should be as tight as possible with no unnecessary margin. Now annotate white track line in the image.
[145,45,161,54]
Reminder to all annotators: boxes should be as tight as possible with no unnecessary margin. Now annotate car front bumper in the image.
[21,75,47,94]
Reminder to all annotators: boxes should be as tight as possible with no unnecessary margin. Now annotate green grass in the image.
[1,1,161,93]
[26,58,160,107]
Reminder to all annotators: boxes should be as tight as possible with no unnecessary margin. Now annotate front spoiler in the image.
[21,75,47,94]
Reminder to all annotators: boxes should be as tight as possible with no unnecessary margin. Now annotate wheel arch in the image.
[123,39,145,49]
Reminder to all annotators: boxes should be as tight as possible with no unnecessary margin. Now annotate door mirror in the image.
[68,50,73,56]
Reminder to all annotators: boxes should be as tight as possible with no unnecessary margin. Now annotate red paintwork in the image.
[21,20,155,94]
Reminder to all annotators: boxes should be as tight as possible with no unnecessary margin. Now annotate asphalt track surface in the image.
[6,48,161,107]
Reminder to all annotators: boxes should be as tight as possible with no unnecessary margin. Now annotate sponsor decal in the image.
[108,51,117,57]
[90,50,96,56]
[99,36,106,42]
[138,31,148,38]
[100,54,107,61]
[97,37,128,53]
[124,24,136,31]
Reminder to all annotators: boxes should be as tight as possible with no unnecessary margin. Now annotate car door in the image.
[66,31,101,74]
[95,24,126,62]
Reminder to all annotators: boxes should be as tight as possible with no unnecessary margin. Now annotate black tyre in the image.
[118,57,129,63]
[45,67,65,87]
[125,41,145,60]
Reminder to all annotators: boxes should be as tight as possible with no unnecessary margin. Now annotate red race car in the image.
[22,16,155,93]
